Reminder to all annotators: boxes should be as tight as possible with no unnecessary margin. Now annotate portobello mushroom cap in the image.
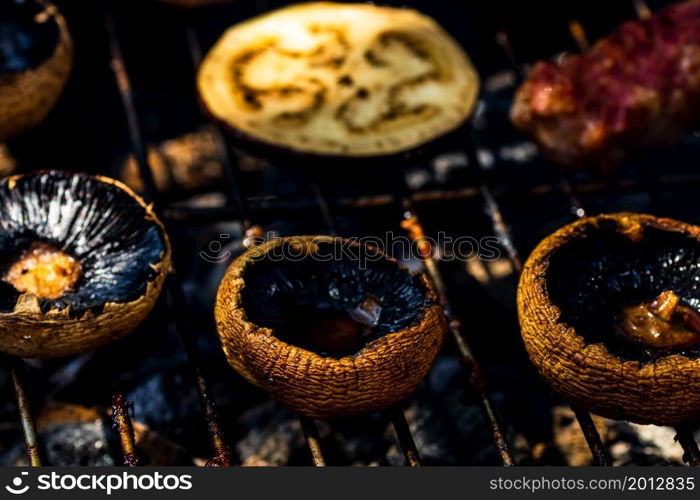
[0,171,171,358]
[518,213,700,425]
[0,0,73,141]
[215,235,447,418]
[197,2,479,160]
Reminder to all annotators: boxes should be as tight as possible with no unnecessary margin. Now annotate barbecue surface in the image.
[0,0,698,466]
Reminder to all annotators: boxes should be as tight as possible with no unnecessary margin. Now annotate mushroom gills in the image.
[616,290,700,353]
[0,1,60,73]
[279,295,383,357]
[546,221,700,362]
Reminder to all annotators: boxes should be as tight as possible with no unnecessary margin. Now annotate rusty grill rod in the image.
[105,1,158,204]
[675,424,700,467]
[305,168,423,467]
[299,415,327,467]
[389,406,421,467]
[400,198,514,466]
[467,137,610,465]
[492,27,611,466]
[111,389,141,466]
[571,407,612,466]
[183,22,251,230]
[9,361,41,466]
[106,1,232,466]
[565,10,700,466]
[161,171,700,223]
[181,17,331,467]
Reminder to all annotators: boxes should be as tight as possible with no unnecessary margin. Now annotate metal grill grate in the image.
[4,0,700,467]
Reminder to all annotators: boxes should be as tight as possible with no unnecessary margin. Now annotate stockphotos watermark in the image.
[199,232,502,267]
[3,470,192,496]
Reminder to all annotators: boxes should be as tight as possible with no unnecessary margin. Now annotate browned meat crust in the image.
[510,0,700,168]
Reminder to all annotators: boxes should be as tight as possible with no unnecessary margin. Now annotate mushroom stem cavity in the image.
[3,242,81,300]
[288,296,384,357]
[616,291,700,351]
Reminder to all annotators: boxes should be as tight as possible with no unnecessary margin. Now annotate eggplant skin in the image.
[0,0,73,142]
[0,171,171,358]
[215,236,447,418]
[518,213,700,426]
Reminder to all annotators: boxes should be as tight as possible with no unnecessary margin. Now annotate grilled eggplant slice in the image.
[197,2,479,159]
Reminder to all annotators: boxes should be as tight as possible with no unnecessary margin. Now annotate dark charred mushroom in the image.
[0,0,73,141]
[0,171,171,358]
[215,236,447,418]
[196,2,479,158]
[518,213,700,425]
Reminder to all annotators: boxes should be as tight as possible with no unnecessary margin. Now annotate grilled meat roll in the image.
[510,0,700,168]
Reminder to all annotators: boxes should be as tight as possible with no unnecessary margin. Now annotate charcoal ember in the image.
[121,126,223,195]
[127,368,202,449]
[40,421,115,466]
[610,422,700,466]
[537,406,611,466]
[384,396,458,466]
[329,415,391,466]
[131,422,192,466]
[385,356,511,465]
[234,401,305,466]
[10,403,116,466]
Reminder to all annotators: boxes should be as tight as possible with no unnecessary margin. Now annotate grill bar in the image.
[183,22,252,229]
[307,169,424,467]
[105,2,158,204]
[563,171,700,467]
[97,0,700,468]
[10,361,41,466]
[490,27,614,466]
[111,389,140,466]
[166,276,233,467]
[572,407,612,466]
[106,3,232,466]
[400,201,514,466]
[568,19,591,52]
[299,415,327,467]
[390,406,421,467]
[161,171,700,223]
[675,425,700,467]
[182,17,334,467]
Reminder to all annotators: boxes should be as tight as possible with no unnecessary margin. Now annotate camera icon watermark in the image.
[199,234,232,264]
[5,471,29,495]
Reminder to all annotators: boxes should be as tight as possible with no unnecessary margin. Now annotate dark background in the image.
[1,0,697,466]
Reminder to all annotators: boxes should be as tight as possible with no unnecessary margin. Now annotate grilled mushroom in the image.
[215,236,447,418]
[518,213,700,425]
[0,0,73,141]
[197,2,479,159]
[0,171,171,358]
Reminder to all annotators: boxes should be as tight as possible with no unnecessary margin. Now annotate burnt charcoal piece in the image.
[0,171,171,358]
[215,236,447,418]
[0,0,72,141]
[519,213,700,425]
[197,2,479,159]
